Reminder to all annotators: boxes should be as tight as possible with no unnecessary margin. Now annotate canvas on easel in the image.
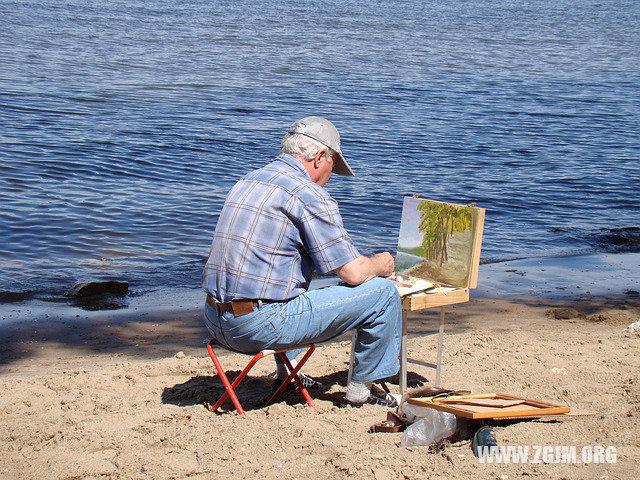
[395,197,484,290]
[395,197,485,392]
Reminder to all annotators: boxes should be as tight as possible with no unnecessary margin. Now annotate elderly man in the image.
[202,116,402,405]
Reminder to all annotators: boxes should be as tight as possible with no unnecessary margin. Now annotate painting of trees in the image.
[417,200,472,266]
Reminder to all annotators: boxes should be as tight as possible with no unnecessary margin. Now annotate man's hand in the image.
[334,252,396,286]
[371,252,395,277]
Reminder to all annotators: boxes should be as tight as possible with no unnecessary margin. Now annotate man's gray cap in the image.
[288,116,355,176]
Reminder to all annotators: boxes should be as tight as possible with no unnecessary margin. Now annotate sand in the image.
[1,290,639,480]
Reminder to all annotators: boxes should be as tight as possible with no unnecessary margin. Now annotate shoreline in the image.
[2,251,639,321]
[1,252,638,373]
[0,251,638,373]
[476,251,640,299]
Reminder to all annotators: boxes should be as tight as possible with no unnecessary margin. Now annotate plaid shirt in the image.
[203,153,360,302]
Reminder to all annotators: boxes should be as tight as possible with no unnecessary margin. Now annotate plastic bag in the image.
[400,407,458,447]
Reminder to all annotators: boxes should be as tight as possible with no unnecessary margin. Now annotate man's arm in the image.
[334,252,395,286]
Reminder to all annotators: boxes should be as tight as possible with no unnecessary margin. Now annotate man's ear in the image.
[312,149,326,169]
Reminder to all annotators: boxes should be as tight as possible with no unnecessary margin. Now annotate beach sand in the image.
[1,256,639,479]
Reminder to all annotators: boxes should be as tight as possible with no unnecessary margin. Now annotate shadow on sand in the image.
[161,369,430,413]
[0,307,208,369]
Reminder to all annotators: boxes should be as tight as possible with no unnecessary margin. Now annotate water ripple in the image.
[1,0,639,296]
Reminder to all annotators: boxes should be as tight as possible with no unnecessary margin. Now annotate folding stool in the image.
[206,340,317,416]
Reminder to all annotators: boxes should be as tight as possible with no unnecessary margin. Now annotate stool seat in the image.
[206,340,316,416]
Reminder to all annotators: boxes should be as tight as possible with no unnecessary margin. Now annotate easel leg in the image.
[399,309,408,395]
[347,330,356,385]
[435,307,445,387]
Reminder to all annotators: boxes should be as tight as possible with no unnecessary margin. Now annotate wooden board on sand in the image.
[407,393,571,420]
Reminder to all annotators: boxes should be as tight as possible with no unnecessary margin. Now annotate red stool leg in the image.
[207,340,264,415]
[267,345,316,410]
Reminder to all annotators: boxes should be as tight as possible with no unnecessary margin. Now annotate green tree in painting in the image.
[417,201,472,266]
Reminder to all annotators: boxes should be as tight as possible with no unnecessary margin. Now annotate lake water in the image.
[1,0,639,300]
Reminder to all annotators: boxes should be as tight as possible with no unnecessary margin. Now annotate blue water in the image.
[1,0,639,298]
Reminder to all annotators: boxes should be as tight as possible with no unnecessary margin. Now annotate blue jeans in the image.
[204,277,402,383]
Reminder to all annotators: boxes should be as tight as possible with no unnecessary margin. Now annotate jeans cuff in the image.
[351,363,400,384]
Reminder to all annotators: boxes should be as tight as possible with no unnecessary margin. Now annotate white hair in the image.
[281,132,333,162]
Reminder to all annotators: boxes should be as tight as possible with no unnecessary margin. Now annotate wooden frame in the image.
[407,393,571,419]
[403,287,470,311]
[468,207,485,289]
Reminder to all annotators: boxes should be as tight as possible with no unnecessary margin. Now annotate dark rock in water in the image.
[0,290,37,303]
[625,290,639,296]
[66,281,129,311]
[74,297,128,311]
[67,281,128,298]
[594,227,640,254]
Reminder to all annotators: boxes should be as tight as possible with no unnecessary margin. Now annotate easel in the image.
[348,202,485,395]
[399,287,470,394]
[398,204,485,394]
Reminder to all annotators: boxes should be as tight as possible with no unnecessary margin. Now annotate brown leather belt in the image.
[206,294,269,317]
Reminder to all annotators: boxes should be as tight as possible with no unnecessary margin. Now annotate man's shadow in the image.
[161,369,429,413]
